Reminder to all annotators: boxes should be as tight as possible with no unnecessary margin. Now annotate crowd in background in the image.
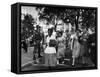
[21,23,96,67]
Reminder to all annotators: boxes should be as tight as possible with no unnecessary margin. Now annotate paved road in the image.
[21,47,94,71]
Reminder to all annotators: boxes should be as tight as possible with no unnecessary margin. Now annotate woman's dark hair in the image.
[48,28,53,37]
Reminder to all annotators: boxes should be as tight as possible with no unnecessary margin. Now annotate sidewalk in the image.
[21,47,34,67]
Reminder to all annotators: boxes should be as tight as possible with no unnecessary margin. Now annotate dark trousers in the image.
[22,42,27,53]
[33,45,41,60]
[90,47,96,65]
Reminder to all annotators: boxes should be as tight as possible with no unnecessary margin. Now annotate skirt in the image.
[57,47,65,59]
[72,41,80,58]
[80,42,88,57]
[44,53,57,66]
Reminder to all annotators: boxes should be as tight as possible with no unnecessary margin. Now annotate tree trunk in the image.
[75,10,80,30]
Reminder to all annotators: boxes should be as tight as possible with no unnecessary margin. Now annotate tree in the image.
[82,9,96,28]
[21,14,35,40]
[36,7,96,30]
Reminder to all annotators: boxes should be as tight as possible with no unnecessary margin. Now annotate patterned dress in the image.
[72,38,81,58]
[71,34,81,58]
[57,34,66,59]
[79,32,88,57]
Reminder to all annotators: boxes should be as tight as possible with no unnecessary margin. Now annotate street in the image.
[21,47,94,71]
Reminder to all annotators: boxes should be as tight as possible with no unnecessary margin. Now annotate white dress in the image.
[44,33,57,66]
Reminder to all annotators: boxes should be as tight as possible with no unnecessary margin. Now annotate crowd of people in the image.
[21,24,96,67]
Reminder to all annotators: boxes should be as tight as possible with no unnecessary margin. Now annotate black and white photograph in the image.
[20,4,97,72]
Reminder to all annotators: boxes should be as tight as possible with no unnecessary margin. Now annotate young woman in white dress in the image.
[44,28,57,67]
